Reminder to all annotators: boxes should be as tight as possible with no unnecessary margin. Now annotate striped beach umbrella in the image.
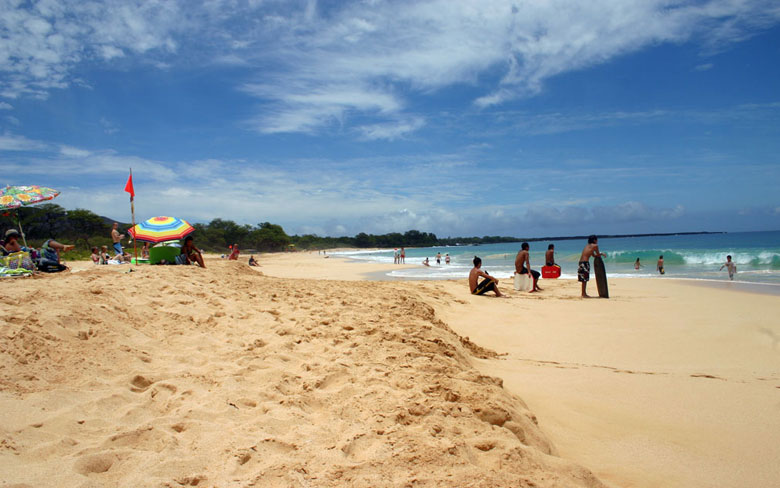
[128,216,195,243]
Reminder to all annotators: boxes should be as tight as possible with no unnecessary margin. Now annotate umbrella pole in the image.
[16,211,28,248]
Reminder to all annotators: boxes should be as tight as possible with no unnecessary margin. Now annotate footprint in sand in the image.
[73,453,118,475]
[129,375,154,392]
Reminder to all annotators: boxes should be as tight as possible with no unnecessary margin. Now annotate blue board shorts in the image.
[113,242,123,255]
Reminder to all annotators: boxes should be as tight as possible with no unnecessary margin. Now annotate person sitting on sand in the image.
[90,247,100,264]
[469,256,503,297]
[578,235,606,298]
[422,257,430,266]
[228,244,240,261]
[100,245,111,264]
[248,255,259,267]
[720,255,737,280]
[515,242,542,292]
[3,229,25,253]
[141,242,150,259]
[176,235,205,268]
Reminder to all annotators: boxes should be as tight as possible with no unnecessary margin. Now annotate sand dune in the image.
[0,259,604,487]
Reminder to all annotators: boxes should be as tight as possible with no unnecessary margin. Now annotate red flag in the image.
[124,174,135,199]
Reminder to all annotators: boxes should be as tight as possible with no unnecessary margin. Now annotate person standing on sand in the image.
[111,222,125,259]
[515,242,542,292]
[657,255,665,275]
[229,244,240,260]
[720,255,737,280]
[394,248,399,264]
[400,247,405,264]
[469,256,503,297]
[578,235,606,298]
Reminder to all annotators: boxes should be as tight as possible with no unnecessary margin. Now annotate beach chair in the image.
[148,245,180,265]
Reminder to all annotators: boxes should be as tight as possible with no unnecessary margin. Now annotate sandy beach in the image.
[1,252,778,487]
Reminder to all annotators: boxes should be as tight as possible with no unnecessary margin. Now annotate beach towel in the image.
[0,266,32,278]
[0,251,35,271]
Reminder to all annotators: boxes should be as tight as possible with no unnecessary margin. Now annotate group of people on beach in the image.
[470,235,606,298]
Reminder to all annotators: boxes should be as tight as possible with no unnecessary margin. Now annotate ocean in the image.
[333,230,780,285]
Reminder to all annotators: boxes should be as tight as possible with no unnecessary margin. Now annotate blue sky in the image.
[1,0,779,237]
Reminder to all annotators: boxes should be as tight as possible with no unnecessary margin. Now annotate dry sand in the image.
[260,252,780,487]
[0,256,604,488]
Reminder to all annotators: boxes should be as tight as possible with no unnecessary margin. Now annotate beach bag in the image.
[1,251,35,271]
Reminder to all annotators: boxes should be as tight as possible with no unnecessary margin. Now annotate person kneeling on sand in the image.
[469,256,503,297]
[176,236,205,268]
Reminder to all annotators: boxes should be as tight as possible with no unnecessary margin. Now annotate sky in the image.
[1,0,779,238]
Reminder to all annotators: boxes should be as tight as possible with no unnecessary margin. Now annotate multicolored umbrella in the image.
[128,216,195,243]
[0,185,60,210]
[1,185,61,247]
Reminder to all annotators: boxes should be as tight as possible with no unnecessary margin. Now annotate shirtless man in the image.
[111,222,125,258]
[657,255,665,275]
[469,256,503,297]
[515,242,541,292]
[578,235,606,298]
[545,244,556,266]
[436,252,442,265]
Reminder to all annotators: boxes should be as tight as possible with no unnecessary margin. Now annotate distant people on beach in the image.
[111,222,125,259]
[657,255,665,275]
[248,255,259,267]
[469,256,503,297]
[178,236,205,268]
[142,242,150,259]
[394,248,399,264]
[720,255,737,280]
[545,244,557,266]
[515,242,542,292]
[436,252,442,265]
[445,253,450,264]
[578,235,606,298]
[100,246,110,264]
[422,257,430,266]
[635,258,642,270]
[228,244,239,260]
[400,247,405,264]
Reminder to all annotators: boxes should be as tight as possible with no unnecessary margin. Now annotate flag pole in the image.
[129,168,137,266]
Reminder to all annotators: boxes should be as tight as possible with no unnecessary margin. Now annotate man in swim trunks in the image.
[111,222,125,259]
[515,242,542,292]
[579,235,606,298]
[469,256,503,297]
[545,244,557,266]
[657,255,665,275]
[436,252,442,265]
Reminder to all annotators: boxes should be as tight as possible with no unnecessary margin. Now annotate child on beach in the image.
[178,236,205,268]
[469,256,503,297]
[657,255,665,275]
[720,255,737,280]
[578,235,606,298]
[90,247,100,264]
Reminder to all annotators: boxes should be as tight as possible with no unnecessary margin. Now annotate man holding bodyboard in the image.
[578,235,608,298]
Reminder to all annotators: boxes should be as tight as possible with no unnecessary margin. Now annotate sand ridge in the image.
[0,260,604,487]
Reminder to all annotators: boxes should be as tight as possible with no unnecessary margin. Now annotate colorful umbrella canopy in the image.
[128,216,195,243]
[0,185,60,210]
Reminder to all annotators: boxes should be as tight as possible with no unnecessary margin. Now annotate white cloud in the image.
[0,133,48,151]
[695,63,715,71]
[0,102,13,110]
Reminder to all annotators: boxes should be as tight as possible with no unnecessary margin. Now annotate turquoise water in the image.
[334,231,780,284]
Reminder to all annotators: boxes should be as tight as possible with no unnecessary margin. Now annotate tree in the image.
[67,208,108,248]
